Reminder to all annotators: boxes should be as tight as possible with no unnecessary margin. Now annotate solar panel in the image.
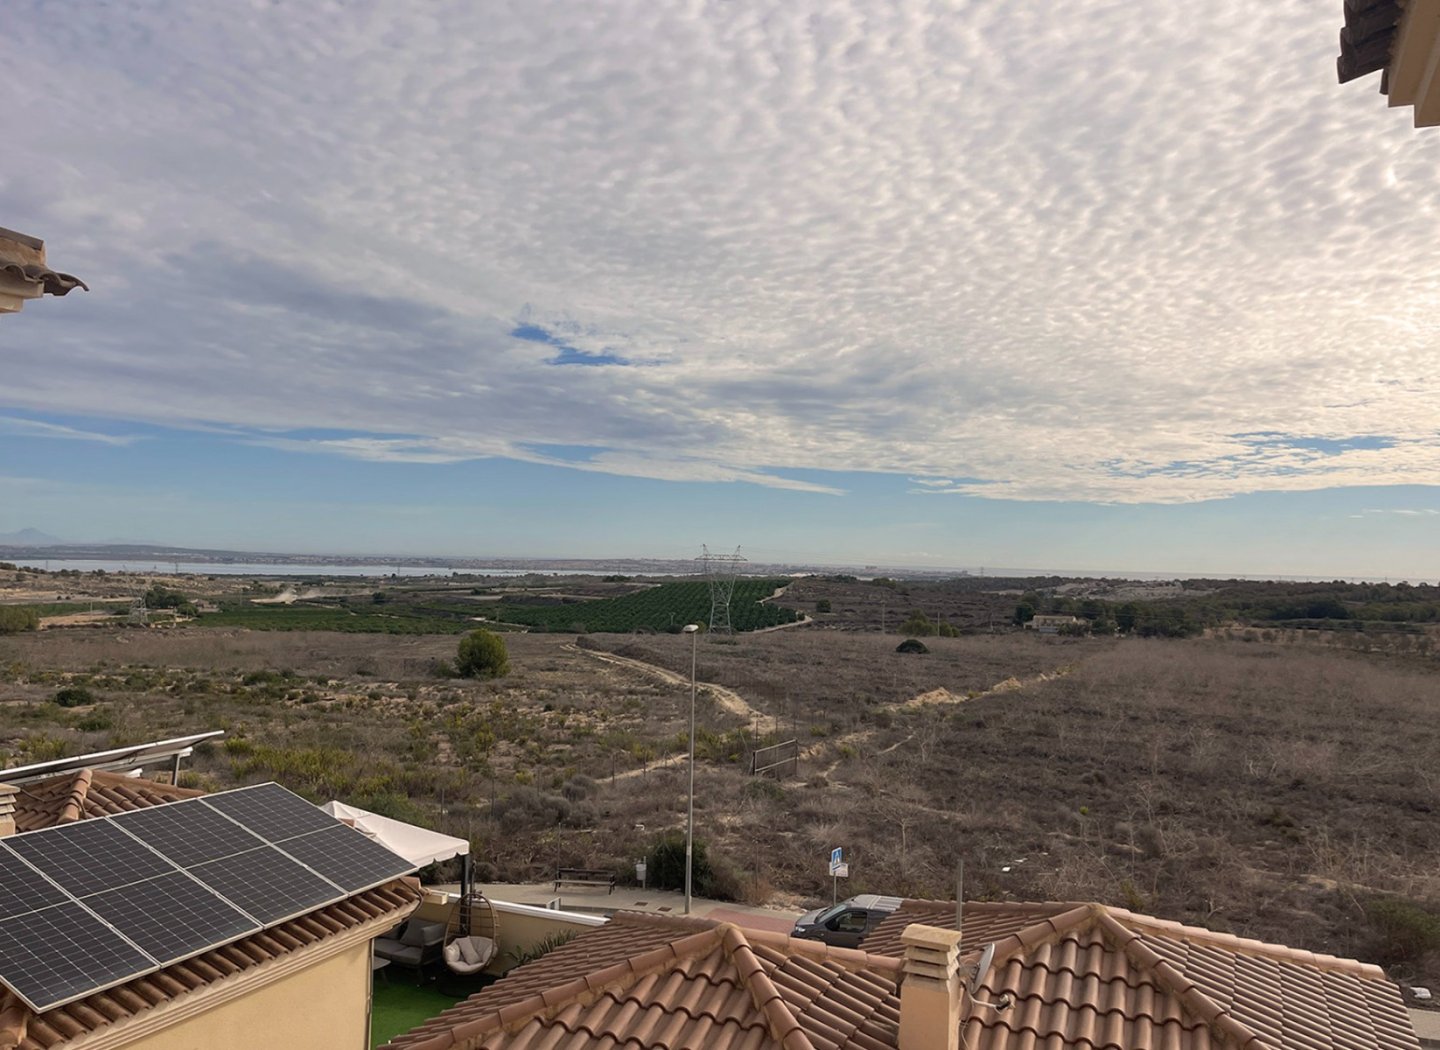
[0,903,154,1012]
[200,782,337,841]
[0,846,69,921]
[83,873,260,964]
[275,824,415,892]
[6,820,178,898]
[189,846,343,925]
[113,798,266,868]
[0,782,417,1013]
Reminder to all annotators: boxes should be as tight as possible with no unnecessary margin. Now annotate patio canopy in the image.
[321,800,468,868]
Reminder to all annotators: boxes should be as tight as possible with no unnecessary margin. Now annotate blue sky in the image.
[3,409,1438,578]
[2,2,1440,578]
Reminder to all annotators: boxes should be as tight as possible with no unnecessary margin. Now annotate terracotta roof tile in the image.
[0,228,87,298]
[383,900,1420,1050]
[381,913,903,1050]
[12,770,202,832]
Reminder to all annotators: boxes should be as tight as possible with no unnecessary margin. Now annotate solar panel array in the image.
[0,783,416,1013]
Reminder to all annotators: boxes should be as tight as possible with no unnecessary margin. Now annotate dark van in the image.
[790,894,903,948]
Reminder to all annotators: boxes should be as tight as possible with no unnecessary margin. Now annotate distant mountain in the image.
[0,528,64,546]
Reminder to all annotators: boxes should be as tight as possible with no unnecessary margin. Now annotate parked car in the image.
[790,894,903,948]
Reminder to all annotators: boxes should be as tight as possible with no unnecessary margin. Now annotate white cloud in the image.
[2,1,1440,503]
[0,416,138,446]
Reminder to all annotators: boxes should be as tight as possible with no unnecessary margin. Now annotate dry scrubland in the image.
[1,627,1437,984]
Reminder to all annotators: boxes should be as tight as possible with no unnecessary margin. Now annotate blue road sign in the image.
[829,847,843,876]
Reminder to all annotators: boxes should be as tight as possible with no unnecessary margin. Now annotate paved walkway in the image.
[1411,1008,1440,1049]
[439,880,802,932]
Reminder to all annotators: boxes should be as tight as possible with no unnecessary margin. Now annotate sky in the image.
[1,1,1439,578]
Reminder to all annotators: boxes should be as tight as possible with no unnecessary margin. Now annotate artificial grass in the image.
[370,981,465,1047]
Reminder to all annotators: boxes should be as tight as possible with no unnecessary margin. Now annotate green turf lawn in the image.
[370,982,466,1047]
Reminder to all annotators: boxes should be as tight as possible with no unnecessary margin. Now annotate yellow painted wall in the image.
[486,909,593,975]
[123,941,371,1050]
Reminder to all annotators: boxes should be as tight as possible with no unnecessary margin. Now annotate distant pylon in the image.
[127,594,148,627]
[697,545,746,634]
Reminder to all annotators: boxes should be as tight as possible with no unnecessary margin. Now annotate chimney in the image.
[899,923,963,1050]
[0,784,19,838]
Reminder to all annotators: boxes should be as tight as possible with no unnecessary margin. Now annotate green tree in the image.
[143,585,188,610]
[899,611,936,636]
[456,628,510,679]
[1013,602,1035,625]
[814,599,832,614]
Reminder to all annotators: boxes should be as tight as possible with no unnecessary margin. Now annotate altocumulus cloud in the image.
[2,1,1440,503]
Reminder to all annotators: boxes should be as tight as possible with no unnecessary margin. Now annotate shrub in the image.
[494,787,569,834]
[55,686,95,708]
[815,599,832,613]
[1365,896,1440,967]
[0,607,40,635]
[506,930,578,967]
[75,707,114,732]
[561,775,598,802]
[895,638,929,654]
[456,629,510,679]
[648,831,713,894]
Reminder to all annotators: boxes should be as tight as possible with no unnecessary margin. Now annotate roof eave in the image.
[1387,0,1440,125]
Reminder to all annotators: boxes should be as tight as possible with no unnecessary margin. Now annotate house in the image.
[1338,0,1440,127]
[381,901,1421,1050]
[1026,614,1082,635]
[0,228,87,314]
[0,774,421,1050]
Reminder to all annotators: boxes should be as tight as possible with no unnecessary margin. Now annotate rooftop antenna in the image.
[955,859,963,934]
[697,544,746,634]
[965,941,1011,1013]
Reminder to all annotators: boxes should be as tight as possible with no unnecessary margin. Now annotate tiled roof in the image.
[12,770,203,833]
[1338,0,1402,85]
[862,900,1080,961]
[0,879,421,1050]
[868,900,1420,1050]
[386,902,1419,1050]
[379,911,905,1050]
[0,228,87,298]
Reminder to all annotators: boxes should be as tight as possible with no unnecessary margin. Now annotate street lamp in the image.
[681,623,700,914]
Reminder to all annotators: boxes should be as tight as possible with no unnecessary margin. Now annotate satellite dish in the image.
[969,943,996,996]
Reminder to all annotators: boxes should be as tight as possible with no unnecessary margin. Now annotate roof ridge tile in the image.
[717,923,819,1050]
[1097,911,1265,1050]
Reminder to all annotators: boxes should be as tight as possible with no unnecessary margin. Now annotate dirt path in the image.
[609,751,687,783]
[562,644,761,722]
[804,663,1078,779]
[896,665,1074,709]
[751,615,811,634]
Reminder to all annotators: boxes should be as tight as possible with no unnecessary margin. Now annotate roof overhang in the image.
[1340,0,1440,127]
[1387,0,1440,124]
[0,226,88,313]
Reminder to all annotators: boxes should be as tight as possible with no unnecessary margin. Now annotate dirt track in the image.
[562,643,760,721]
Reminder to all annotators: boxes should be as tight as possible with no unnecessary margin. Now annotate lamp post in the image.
[681,623,700,914]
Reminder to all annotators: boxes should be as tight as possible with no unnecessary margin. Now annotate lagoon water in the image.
[13,560,614,578]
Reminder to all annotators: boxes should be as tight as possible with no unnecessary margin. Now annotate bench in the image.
[554,868,616,893]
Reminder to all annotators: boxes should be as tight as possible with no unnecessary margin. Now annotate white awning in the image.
[321,801,469,868]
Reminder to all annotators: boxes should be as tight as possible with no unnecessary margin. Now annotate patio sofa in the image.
[373,918,446,970]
